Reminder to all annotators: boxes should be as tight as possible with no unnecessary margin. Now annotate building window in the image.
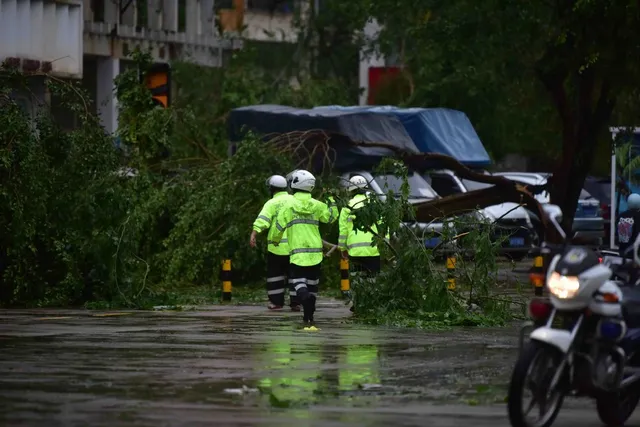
[247,0,295,14]
[136,0,148,28]
[178,0,187,31]
[92,0,105,22]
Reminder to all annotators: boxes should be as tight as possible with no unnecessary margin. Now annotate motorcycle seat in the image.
[622,287,640,328]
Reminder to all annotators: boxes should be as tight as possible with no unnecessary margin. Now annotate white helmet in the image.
[348,175,368,192]
[286,170,299,189]
[290,170,316,192]
[629,193,640,210]
[266,175,287,189]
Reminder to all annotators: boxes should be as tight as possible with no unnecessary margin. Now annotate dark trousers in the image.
[289,263,321,322]
[348,256,380,313]
[266,253,296,307]
[350,256,381,276]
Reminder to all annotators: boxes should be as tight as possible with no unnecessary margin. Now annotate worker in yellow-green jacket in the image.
[250,175,298,311]
[272,169,338,325]
[338,175,383,275]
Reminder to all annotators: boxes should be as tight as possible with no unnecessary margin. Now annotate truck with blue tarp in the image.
[227,104,421,172]
[312,106,492,168]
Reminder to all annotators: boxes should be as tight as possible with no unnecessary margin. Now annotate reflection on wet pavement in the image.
[1,304,638,426]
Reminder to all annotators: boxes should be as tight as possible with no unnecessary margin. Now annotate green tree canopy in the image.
[361,0,640,233]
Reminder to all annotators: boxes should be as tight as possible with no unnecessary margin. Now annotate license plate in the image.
[510,237,525,247]
[425,237,441,248]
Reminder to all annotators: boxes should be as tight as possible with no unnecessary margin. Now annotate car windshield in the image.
[375,173,438,199]
[461,179,494,191]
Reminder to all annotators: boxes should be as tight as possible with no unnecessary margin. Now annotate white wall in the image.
[358,18,385,106]
[0,0,84,78]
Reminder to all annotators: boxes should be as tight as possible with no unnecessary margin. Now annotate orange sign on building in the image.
[143,63,171,108]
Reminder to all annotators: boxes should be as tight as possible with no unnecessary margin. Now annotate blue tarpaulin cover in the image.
[228,104,421,172]
[313,106,491,167]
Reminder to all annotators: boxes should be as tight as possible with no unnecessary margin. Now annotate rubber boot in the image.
[303,295,316,325]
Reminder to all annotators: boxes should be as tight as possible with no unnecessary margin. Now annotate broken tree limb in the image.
[343,141,549,238]
[259,130,553,240]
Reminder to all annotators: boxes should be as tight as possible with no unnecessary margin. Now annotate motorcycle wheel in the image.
[596,389,640,426]
[507,340,566,427]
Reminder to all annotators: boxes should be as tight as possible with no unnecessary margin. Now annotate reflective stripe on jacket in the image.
[252,191,294,256]
[272,192,338,266]
[338,193,381,257]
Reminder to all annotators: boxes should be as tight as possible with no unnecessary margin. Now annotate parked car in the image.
[493,172,604,245]
[339,171,446,248]
[583,176,614,242]
[425,169,537,260]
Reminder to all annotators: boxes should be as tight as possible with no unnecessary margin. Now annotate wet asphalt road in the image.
[2,299,640,427]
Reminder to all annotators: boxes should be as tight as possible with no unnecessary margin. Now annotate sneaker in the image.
[268,303,283,310]
[290,304,301,312]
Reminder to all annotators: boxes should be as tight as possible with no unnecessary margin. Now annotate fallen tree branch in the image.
[255,130,553,239]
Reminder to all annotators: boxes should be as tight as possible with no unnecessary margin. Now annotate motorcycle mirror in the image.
[542,204,566,241]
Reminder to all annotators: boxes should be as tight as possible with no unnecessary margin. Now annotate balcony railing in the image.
[83,0,242,66]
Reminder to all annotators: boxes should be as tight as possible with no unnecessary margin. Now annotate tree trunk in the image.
[540,67,615,243]
[550,130,598,242]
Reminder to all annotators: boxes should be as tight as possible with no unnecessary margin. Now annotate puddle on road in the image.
[0,310,519,425]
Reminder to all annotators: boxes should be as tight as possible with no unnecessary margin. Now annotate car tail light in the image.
[528,298,552,321]
[601,203,610,220]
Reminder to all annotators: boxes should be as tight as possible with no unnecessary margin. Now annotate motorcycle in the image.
[508,209,640,427]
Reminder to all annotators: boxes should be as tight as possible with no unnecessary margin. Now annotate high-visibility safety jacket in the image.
[252,191,294,256]
[272,192,338,266]
[338,193,382,257]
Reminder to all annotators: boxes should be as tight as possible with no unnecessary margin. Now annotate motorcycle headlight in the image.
[547,272,580,299]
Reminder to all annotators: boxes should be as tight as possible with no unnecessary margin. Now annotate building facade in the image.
[0,0,299,132]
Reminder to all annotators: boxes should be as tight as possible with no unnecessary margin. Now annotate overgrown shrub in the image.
[0,68,127,306]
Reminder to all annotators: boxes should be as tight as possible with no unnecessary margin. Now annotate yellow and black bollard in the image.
[529,255,544,296]
[221,259,232,301]
[340,258,350,298]
[446,256,456,290]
